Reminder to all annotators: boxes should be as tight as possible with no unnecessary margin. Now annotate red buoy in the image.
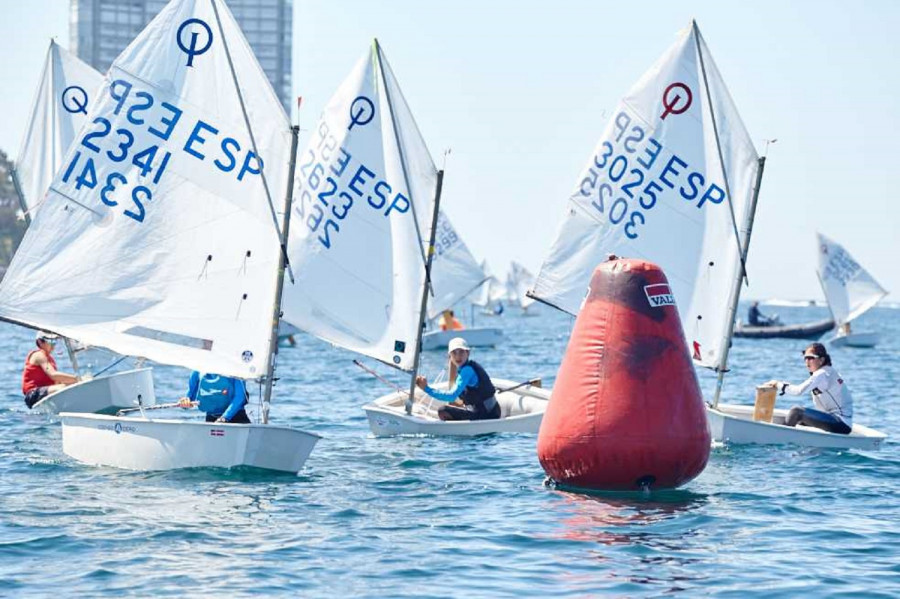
[537,259,710,491]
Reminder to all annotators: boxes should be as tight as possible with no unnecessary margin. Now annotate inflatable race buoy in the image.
[537,258,710,491]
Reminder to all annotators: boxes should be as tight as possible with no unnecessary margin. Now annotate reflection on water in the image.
[551,489,710,593]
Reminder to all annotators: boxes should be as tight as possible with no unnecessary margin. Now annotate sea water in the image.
[1,304,898,597]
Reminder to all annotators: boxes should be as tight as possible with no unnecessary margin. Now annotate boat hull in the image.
[421,327,503,351]
[363,378,549,436]
[32,368,156,415]
[707,403,886,450]
[61,413,321,473]
[733,318,835,339]
[827,331,879,348]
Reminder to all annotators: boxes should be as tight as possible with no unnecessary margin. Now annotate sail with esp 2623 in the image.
[281,41,438,371]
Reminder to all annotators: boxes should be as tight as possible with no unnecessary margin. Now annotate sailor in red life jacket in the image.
[414,337,500,421]
[21,331,79,408]
[766,342,853,435]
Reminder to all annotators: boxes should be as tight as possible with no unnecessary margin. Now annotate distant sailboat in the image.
[528,20,884,450]
[9,40,154,415]
[420,211,503,350]
[506,261,537,315]
[817,232,888,348]
[0,0,320,471]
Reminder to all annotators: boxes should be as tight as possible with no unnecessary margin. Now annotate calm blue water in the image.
[1,304,899,597]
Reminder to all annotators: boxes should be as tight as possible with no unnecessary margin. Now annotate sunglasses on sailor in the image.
[803,355,819,361]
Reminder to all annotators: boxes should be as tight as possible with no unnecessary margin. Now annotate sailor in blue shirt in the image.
[178,371,251,423]
[415,337,501,421]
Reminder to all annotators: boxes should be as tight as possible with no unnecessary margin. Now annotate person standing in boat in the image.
[21,331,79,408]
[415,337,500,421]
[766,342,853,434]
[178,372,251,423]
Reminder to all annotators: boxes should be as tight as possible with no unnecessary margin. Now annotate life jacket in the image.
[439,314,464,331]
[459,360,496,412]
[196,374,242,417]
[22,349,57,394]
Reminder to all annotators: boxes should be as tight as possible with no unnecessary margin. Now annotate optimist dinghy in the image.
[31,368,155,416]
[0,0,320,473]
[420,212,502,350]
[278,41,538,437]
[526,20,887,449]
[8,41,156,415]
[707,403,886,450]
[817,233,888,348]
[364,378,549,437]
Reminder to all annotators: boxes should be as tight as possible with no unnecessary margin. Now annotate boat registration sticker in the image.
[210,429,225,437]
[644,284,675,308]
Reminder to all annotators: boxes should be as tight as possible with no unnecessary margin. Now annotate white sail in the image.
[16,40,104,216]
[817,232,887,326]
[0,0,291,379]
[281,41,438,370]
[507,261,536,308]
[530,21,759,368]
[426,210,488,320]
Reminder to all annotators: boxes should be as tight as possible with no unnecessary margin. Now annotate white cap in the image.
[36,331,59,341]
[447,337,470,354]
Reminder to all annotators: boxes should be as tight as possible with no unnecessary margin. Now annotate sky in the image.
[1,0,898,301]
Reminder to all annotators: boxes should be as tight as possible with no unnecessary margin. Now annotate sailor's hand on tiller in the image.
[415,376,427,390]
[177,397,193,409]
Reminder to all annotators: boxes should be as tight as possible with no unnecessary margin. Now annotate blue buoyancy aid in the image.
[459,360,496,412]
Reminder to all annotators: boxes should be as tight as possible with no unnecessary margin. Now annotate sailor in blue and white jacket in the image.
[768,343,853,434]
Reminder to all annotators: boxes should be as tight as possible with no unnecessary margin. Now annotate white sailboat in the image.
[471,262,506,316]
[817,233,888,348]
[0,0,319,472]
[528,21,885,450]
[10,40,155,415]
[277,40,546,436]
[505,261,538,315]
[420,211,503,350]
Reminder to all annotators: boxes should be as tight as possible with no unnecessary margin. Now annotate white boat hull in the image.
[827,331,879,348]
[707,403,886,450]
[363,378,549,436]
[32,368,156,415]
[61,413,321,473]
[421,327,503,350]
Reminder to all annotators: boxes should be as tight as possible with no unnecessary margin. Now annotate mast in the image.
[711,156,766,408]
[406,170,445,414]
[261,125,300,424]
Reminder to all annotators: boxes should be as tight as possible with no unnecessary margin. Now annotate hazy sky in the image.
[1,0,897,301]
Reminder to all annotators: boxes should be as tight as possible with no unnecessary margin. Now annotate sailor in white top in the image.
[769,343,853,434]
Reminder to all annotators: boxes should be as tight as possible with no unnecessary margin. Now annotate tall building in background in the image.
[69,0,292,110]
